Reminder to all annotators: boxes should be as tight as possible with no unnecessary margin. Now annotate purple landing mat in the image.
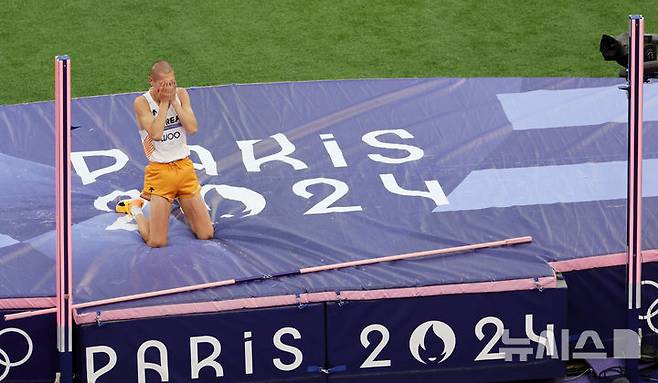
[1,77,658,382]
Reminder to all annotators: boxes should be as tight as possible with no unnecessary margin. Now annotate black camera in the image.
[600,32,658,79]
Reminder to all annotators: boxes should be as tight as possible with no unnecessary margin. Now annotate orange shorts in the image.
[140,157,202,202]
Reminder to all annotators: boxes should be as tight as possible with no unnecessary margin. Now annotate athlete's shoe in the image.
[115,198,144,215]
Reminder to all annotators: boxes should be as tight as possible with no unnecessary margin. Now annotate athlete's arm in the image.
[134,95,169,141]
[172,87,198,135]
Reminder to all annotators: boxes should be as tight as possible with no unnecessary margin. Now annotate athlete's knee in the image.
[195,226,214,240]
[147,237,167,248]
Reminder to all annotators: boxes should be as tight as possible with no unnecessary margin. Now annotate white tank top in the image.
[139,90,190,163]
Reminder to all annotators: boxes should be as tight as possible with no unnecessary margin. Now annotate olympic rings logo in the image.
[0,328,33,381]
[641,280,658,334]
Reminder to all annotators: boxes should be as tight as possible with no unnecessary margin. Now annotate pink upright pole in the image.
[626,15,644,383]
[54,54,73,383]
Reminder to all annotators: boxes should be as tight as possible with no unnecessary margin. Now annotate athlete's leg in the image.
[134,212,150,243]
[137,160,176,247]
[145,195,172,247]
[179,192,214,240]
[117,198,151,242]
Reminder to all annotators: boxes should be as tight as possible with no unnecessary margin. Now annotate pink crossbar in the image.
[7,236,533,321]
[4,307,57,321]
[74,275,557,324]
[72,236,532,311]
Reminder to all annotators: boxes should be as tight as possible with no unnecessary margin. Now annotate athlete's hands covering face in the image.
[158,80,177,104]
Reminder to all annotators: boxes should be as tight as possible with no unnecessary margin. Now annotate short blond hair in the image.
[149,60,174,79]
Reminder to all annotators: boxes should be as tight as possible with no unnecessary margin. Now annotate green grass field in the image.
[1,0,655,105]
